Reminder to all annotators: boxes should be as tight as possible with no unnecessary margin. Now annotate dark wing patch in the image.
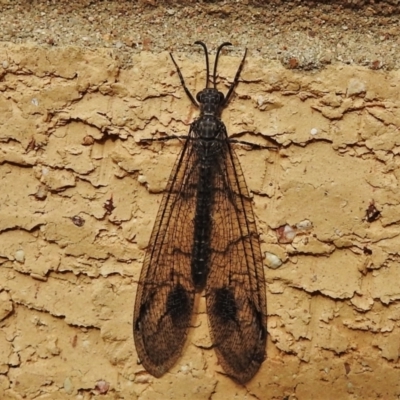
[206,142,267,384]
[133,137,198,377]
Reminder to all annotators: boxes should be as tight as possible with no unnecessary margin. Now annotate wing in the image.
[206,141,267,384]
[133,134,199,377]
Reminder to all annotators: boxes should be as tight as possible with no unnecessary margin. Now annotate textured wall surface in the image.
[0,43,400,399]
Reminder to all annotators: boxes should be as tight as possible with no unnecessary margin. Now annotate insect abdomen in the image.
[191,146,215,289]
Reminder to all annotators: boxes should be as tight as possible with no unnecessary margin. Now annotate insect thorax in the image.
[192,115,226,141]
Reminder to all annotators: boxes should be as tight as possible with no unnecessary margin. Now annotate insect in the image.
[133,41,267,383]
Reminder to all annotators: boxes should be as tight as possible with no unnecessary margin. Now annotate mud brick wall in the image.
[0,43,400,399]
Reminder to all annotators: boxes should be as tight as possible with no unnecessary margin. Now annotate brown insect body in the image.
[133,42,267,383]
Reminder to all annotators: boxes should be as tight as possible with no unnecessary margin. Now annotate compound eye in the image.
[196,92,203,103]
[218,92,225,103]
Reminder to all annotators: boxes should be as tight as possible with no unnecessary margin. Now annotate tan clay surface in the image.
[0,42,400,399]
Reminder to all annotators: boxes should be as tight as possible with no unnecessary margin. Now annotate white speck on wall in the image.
[63,377,74,394]
[310,128,318,135]
[296,219,313,231]
[347,78,366,97]
[283,224,296,242]
[265,252,283,269]
[138,175,147,184]
[15,249,25,263]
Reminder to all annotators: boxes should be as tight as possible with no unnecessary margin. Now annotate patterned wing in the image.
[133,134,199,377]
[206,141,267,383]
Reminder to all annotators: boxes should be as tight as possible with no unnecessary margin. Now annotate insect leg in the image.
[169,53,198,107]
[228,138,277,151]
[223,48,248,106]
[139,135,189,145]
